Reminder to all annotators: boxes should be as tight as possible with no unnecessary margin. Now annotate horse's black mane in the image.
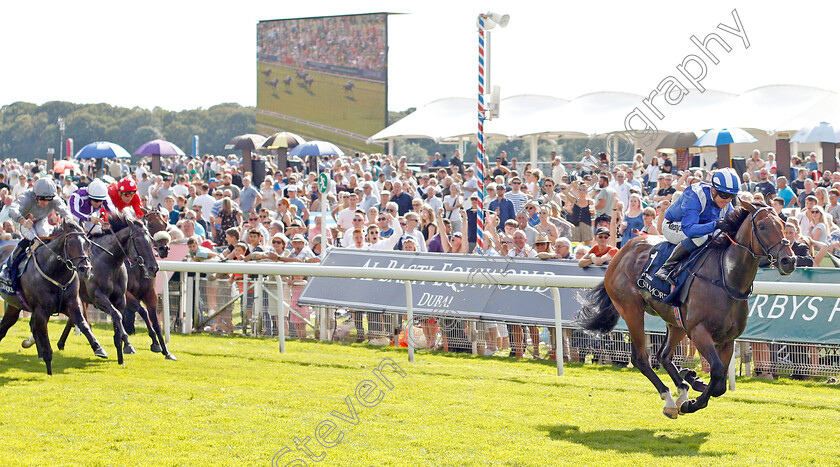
[89,211,138,238]
[716,201,766,235]
[48,219,83,239]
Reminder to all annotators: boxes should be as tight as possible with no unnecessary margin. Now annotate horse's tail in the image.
[575,281,619,335]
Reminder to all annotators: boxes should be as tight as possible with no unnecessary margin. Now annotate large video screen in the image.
[257,13,388,154]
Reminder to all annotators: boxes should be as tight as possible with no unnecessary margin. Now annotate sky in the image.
[2,1,839,114]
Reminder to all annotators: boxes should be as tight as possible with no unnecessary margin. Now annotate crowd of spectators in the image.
[2,145,838,362]
[258,14,386,73]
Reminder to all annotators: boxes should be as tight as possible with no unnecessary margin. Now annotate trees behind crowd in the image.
[1,99,602,164]
[0,101,255,162]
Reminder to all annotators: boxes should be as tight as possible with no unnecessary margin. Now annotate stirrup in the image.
[655,267,675,284]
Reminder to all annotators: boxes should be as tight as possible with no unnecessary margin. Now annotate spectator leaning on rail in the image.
[654,168,739,285]
[578,226,618,268]
[69,179,117,235]
[2,178,74,290]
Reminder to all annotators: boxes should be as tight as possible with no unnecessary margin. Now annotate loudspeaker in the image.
[252,159,266,187]
[731,157,746,177]
[691,155,701,168]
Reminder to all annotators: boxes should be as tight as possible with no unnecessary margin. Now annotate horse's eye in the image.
[758,223,766,231]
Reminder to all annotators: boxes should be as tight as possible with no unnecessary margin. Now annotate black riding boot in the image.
[654,242,691,286]
[8,238,33,291]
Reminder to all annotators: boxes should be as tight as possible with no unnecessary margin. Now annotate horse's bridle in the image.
[99,224,154,272]
[726,206,791,266]
[33,230,91,274]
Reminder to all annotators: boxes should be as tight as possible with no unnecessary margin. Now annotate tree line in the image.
[0,101,613,165]
[0,101,255,162]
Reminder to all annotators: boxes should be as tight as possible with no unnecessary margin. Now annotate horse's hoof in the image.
[679,400,695,415]
[150,343,163,353]
[21,337,34,349]
[679,368,696,380]
[662,406,679,419]
[164,353,178,361]
[123,344,137,354]
[94,347,109,359]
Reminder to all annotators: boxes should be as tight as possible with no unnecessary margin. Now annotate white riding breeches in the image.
[662,219,710,247]
[21,218,53,240]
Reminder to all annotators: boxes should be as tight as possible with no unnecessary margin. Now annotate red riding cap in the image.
[118,178,137,193]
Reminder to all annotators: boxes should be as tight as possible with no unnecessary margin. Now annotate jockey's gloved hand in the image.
[714,219,726,231]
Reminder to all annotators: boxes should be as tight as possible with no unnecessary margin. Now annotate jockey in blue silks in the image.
[654,168,740,285]
[68,179,118,235]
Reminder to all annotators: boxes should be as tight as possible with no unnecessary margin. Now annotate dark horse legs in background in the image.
[124,208,175,359]
[577,201,796,418]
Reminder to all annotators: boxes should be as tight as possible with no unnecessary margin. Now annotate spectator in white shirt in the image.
[402,211,428,252]
[609,170,631,208]
[504,176,529,214]
[364,214,403,250]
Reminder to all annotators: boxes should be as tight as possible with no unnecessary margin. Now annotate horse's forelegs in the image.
[57,320,73,350]
[131,294,158,349]
[680,325,726,414]
[68,298,108,359]
[29,311,52,375]
[94,293,129,365]
[712,341,734,397]
[141,290,175,360]
[680,368,708,393]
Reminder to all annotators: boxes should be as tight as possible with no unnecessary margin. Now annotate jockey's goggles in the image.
[120,191,136,196]
[716,191,736,200]
[36,196,54,201]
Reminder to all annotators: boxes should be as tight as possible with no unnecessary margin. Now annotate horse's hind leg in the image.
[656,325,691,409]
[619,302,678,419]
[29,310,53,375]
[680,325,726,414]
[68,297,108,359]
[0,306,21,342]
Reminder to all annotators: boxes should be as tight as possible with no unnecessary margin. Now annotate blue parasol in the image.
[75,141,132,159]
[288,140,345,158]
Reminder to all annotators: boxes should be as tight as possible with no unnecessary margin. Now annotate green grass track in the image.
[0,319,838,466]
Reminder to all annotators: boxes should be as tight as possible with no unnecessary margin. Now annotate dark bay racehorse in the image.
[0,220,106,374]
[124,207,175,360]
[58,208,174,360]
[268,77,279,91]
[577,201,796,418]
[75,212,158,366]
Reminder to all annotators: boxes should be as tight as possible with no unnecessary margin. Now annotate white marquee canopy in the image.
[369,85,840,146]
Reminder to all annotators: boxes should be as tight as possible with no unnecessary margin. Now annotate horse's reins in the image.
[700,206,790,301]
[30,229,90,275]
[23,228,90,316]
[722,206,790,265]
[91,225,149,270]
